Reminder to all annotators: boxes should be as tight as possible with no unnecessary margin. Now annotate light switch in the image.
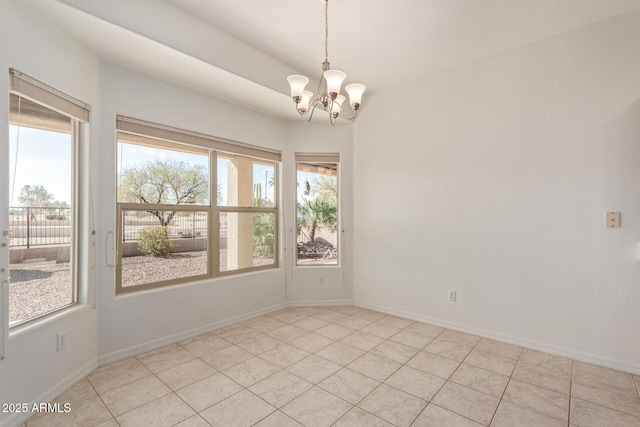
[606,212,620,228]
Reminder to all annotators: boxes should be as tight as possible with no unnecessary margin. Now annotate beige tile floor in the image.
[23,306,640,427]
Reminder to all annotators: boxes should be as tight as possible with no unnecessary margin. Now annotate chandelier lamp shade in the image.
[287,0,366,125]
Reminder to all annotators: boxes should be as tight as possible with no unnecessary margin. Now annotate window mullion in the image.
[71,120,80,303]
[117,202,207,212]
[218,206,277,213]
[115,204,124,293]
[211,152,219,277]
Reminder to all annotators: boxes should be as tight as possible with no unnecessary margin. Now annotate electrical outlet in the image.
[319,275,325,285]
[606,212,620,228]
[57,331,66,351]
[448,290,456,302]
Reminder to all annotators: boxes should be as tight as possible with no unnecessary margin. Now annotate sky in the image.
[9,124,287,209]
[9,126,72,206]
[117,142,275,205]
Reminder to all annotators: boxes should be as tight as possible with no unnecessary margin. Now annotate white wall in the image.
[96,63,289,361]
[0,3,294,422]
[5,2,638,424]
[284,122,354,306]
[353,11,640,373]
[0,2,100,426]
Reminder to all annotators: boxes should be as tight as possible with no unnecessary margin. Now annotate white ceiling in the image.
[19,0,640,119]
[168,0,640,91]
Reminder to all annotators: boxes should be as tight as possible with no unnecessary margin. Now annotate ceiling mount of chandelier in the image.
[287,0,366,126]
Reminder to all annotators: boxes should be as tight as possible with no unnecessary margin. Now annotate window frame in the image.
[115,117,280,294]
[216,152,279,276]
[6,69,89,328]
[115,203,213,293]
[295,153,340,267]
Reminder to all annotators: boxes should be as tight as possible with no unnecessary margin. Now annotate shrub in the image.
[253,213,275,257]
[45,214,67,220]
[138,226,173,257]
[177,230,202,238]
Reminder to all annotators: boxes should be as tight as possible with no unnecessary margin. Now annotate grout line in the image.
[489,376,512,425]
[38,306,640,426]
[331,314,446,426]
[487,346,572,426]
[567,359,574,425]
[289,309,420,425]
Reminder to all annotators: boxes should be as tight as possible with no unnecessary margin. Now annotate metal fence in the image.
[121,210,222,242]
[8,206,71,248]
[8,207,229,248]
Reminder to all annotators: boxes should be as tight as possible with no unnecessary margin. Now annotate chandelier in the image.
[287,0,366,125]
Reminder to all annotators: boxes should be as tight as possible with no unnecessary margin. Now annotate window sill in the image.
[8,304,91,340]
[114,266,285,298]
[294,264,341,269]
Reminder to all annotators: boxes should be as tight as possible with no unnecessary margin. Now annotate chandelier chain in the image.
[324,0,329,63]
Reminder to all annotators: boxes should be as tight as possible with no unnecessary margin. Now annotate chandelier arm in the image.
[339,105,357,121]
[304,107,315,123]
[296,97,319,116]
[309,97,322,112]
[302,101,321,123]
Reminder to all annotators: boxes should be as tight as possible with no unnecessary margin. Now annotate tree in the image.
[316,175,337,206]
[298,199,337,242]
[119,159,208,226]
[296,172,338,241]
[50,200,70,208]
[18,185,54,207]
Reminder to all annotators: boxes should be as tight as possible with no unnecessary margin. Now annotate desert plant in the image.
[298,200,337,242]
[137,226,173,257]
[253,213,275,257]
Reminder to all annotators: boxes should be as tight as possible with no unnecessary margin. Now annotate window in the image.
[296,153,339,266]
[116,117,280,293]
[7,69,89,326]
[218,153,277,273]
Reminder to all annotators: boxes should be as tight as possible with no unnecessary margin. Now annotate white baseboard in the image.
[355,300,640,376]
[288,299,354,307]
[0,358,98,427]
[98,301,289,366]
[98,300,356,366]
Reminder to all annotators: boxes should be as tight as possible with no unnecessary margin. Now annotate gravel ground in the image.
[122,250,274,287]
[9,250,275,322]
[122,251,208,287]
[9,263,72,324]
